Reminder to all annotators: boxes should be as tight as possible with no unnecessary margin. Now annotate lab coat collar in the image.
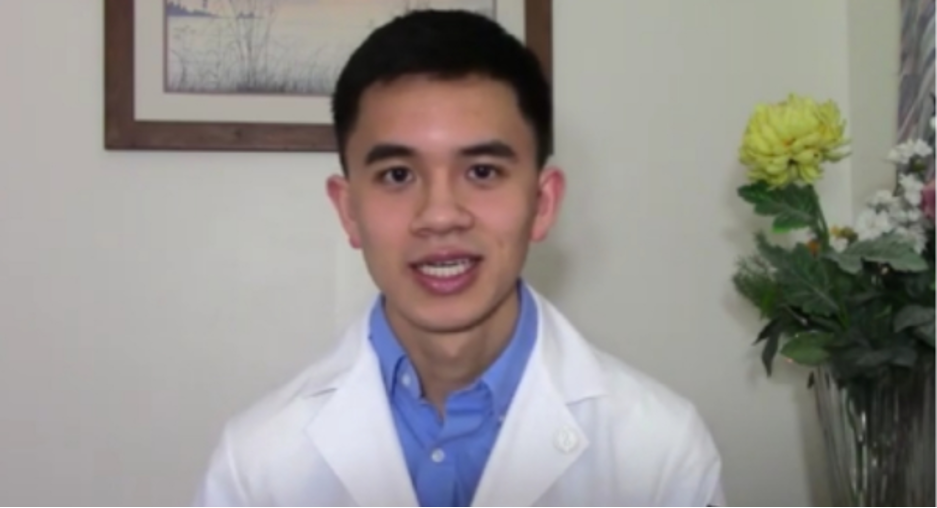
[302,283,608,506]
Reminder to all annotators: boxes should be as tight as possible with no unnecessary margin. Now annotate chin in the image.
[378,284,490,336]
[402,285,518,337]
[404,298,492,335]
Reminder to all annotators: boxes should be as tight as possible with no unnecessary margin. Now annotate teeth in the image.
[417,258,475,278]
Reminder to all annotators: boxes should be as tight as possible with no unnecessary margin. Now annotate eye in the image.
[379,166,413,185]
[467,164,502,181]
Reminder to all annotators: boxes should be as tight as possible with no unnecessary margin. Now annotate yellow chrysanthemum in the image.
[738,94,849,188]
[830,226,856,240]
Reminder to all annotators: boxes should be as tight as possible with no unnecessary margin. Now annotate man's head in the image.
[331,8,553,171]
[326,9,565,336]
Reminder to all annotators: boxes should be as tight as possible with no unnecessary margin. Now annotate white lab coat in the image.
[194,286,726,507]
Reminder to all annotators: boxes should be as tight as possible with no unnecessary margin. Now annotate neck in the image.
[386,286,521,412]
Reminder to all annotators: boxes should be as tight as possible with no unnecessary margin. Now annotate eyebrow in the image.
[364,143,415,166]
[363,140,518,166]
[459,140,518,161]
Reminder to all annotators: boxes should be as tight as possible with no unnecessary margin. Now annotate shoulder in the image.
[589,344,702,425]
[532,288,704,428]
[533,289,702,427]
[531,289,722,493]
[194,356,359,506]
[551,335,725,505]
[193,322,367,505]
[587,344,722,467]
[227,309,371,430]
[552,328,725,505]
[219,329,362,453]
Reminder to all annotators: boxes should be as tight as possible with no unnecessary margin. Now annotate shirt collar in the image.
[367,280,539,413]
[368,294,409,395]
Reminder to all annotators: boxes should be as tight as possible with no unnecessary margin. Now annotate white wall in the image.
[846,0,901,212]
[0,1,897,506]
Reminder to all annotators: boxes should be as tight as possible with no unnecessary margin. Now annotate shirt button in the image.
[430,448,445,463]
[400,374,411,387]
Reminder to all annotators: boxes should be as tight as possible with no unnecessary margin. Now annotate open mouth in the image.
[413,257,480,279]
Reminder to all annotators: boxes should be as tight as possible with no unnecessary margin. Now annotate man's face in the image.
[327,74,564,335]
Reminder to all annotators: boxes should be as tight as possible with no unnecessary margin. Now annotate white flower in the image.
[900,173,924,191]
[854,208,895,240]
[886,195,908,217]
[887,148,908,164]
[868,189,897,207]
[889,207,909,223]
[910,139,931,157]
[894,224,927,253]
[900,174,924,206]
[830,236,849,253]
[887,139,933,165]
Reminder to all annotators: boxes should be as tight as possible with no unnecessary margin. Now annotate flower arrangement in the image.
[731,93,935,389]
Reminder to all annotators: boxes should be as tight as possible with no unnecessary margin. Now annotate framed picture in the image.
[104,0,553,152]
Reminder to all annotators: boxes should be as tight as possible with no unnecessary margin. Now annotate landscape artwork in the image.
[164,0,496,97]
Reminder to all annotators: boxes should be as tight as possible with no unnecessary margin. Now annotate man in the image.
[195,9,725,507]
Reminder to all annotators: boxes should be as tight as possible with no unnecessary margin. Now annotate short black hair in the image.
[330,9,552,171]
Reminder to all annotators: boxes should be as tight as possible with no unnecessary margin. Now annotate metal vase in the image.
[813,361,936,506]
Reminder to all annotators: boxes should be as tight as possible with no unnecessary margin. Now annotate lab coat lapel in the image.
[302,286,604,507]
[470,291,599,507]
[472,362,587,506]
[304,325,418,507]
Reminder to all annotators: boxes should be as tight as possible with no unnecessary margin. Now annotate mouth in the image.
[413,257,480,278]
[409,252,483,295]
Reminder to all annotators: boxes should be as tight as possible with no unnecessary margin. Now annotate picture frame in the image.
[103,0,553,153]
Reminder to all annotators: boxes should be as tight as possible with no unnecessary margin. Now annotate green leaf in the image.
[756,317,787,376]
[914,320,934,347]
[738,182,821,233]
[836,323,874,348]
[896,305,937,347]
[808,314,844,332]
[829,346,869,382]
[787,306,842,333]
[732,255,779,318]
[896,271,934,299]
[916,323,935,347]
[754,233,839,316]
[825,232,929,274]
[845,290,881,306]
[856,349,899,368]
[894,305,935,333]
[888,346,918,367]
[780,331,833,366]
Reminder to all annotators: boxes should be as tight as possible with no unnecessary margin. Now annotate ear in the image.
[530,165,566,242]
[326,174,362,249]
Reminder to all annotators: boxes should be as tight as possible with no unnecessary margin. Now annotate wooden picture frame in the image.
[104,0,553,153]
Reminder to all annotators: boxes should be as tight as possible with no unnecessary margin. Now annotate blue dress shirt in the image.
[368,281,539,507]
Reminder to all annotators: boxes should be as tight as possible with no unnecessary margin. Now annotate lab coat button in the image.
[431,448,445,463]
[553,428,579,453]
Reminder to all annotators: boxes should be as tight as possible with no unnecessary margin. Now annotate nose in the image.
[410,173,473,235]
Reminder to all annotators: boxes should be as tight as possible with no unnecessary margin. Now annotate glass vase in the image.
[813,360,935,506]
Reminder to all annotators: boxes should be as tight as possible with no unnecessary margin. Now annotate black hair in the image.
[330,8,552,172]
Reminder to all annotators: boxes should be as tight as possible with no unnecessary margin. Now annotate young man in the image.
[195,9,724,507]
